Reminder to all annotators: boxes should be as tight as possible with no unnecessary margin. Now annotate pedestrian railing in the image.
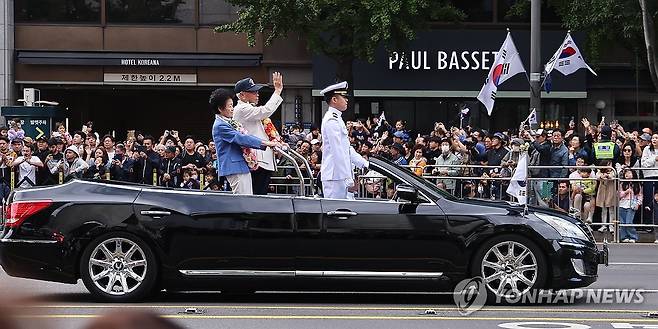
[7,154,658,243]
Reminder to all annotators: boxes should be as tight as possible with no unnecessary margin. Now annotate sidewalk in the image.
[592,230,657,243]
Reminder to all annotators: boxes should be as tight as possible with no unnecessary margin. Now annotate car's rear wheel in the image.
[80,232,158,302]
[471,234,547,303]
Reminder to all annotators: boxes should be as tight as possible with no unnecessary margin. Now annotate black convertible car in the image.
[0,153,607,302]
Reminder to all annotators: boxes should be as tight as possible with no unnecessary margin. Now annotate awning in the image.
[16,51,261,67]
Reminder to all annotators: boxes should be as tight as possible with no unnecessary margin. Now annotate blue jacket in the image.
[212,115,265,177]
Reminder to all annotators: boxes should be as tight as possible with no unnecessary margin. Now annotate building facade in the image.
[11,0,312,140]
[5,0,658,139]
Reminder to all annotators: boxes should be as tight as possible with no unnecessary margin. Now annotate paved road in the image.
[2,243,658,329]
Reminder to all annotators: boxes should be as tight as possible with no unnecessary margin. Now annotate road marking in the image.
[609,263,658,266]
[13,314,658,322]
[18,305,657,314]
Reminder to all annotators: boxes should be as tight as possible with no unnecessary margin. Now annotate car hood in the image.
[457,198,581,224]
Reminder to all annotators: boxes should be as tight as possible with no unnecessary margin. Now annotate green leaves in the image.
[215,0,464,66]
[548,0,643,64]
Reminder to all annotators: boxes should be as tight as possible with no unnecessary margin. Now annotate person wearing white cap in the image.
[319,81,368,199]
[233,72,284,195]
[59,145,89,181]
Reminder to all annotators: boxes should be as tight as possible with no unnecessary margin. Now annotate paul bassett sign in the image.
[313,30,586,93]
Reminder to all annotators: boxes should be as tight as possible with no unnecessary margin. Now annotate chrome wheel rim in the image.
[88,238,147,296]
[481,241,538,299]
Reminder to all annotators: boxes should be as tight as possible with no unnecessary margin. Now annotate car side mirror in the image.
[396,184,419,203]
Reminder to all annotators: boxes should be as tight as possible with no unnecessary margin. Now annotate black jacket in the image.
[160,157,181,188]
[110,157,135,182]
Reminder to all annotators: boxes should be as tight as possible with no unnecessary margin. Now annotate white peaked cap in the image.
[320,81,349,96]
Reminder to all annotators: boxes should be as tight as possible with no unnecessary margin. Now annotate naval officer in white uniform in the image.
[320,81,369,199]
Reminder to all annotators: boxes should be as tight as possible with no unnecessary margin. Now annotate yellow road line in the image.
[13,314,658,322]
[20,305,655,314]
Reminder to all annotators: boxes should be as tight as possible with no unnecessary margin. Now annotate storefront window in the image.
[200,0,239,25]
[107,0,195,24]
[15,0,101,23]
[616,100,657,130]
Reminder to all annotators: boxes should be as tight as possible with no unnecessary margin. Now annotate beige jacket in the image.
[233,94,283,171]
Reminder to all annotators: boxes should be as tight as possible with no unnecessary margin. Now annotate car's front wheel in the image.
[80,232,158,302]
[471,234,547,302]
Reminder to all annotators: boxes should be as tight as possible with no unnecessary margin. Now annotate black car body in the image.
[0,156,608,301]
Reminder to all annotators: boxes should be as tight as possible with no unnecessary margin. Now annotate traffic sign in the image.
[1,106,66,141]
[15,118,50,139]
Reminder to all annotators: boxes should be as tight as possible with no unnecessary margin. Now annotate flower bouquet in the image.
[226,118,259,171]
[262,118,282,142]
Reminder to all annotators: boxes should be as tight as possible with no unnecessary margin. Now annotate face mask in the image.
[512,145,520,152]
[191,175,198,180]
[441,145,450,153]
[477,185,484,194]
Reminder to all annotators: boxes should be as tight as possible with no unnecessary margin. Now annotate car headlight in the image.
[535,212,589,241]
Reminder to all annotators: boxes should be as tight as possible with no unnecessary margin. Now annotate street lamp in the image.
[595,100,606,122]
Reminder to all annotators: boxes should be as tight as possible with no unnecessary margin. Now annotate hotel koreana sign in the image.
[120,58,161,66]
[103,73,197,85]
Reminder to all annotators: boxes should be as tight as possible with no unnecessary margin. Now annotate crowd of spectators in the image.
[279,115,658,243]
[0,120,223,194]
[1,111,657,243]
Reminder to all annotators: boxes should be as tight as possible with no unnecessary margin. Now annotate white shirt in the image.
[641,145,658,178]
[320,106,368,181]
[233,94,283,171]
[15,156,43,188]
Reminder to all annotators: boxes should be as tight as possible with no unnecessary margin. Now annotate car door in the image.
[134,189,295,274]
[295,166,449,277]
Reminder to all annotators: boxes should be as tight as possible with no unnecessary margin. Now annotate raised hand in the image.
[272,72,283,93]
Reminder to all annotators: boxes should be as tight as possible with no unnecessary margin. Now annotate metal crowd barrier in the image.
[396,163,642,242]
[7,151,658,244]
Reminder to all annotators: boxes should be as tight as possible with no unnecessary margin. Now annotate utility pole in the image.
[529,0,542,124]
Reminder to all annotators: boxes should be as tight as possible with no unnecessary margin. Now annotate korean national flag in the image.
[544,32,596,77]
[506,152,528,205]
[477,32,526,116]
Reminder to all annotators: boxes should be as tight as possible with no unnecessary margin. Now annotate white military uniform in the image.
[233,94,283,171]
[320,105,368,199]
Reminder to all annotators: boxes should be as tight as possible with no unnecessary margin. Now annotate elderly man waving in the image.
[233,73,284,195]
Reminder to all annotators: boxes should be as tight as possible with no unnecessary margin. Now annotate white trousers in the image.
[227,172,253,195]
[322,179,355,200]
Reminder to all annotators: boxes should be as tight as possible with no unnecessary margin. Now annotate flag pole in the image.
[529,0,542,124]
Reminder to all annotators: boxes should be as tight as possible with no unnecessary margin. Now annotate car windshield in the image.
[372,157,459,202]
[400,166,460,201]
